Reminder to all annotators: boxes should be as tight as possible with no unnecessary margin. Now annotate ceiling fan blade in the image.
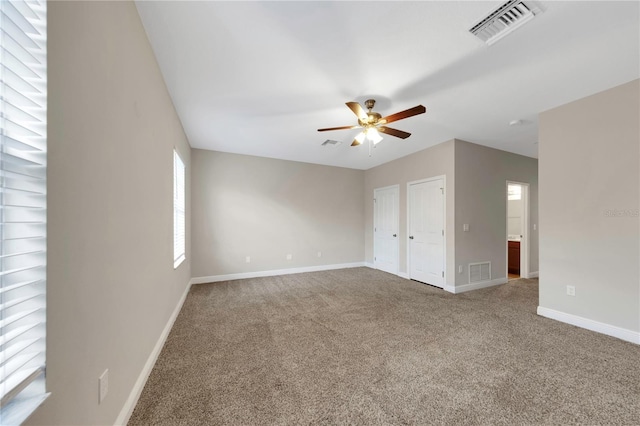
[378,126,411,139]
[351,139,362,147]
[379,105,426,125]
[346,102,367,121]
[317,125,360,132]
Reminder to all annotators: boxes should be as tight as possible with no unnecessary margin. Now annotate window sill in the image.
[174,254,186,269]
[3,392,50,426]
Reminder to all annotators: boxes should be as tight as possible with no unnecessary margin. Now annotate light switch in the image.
[463,224,469,232]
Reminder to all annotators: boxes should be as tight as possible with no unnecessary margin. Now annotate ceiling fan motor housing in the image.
[359,112,382,127]
[357,99,380,126]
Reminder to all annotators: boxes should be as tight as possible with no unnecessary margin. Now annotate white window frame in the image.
[173,150,185,268]
[0,0,49,423]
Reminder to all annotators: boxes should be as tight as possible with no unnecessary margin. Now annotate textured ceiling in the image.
[136,1,639,170]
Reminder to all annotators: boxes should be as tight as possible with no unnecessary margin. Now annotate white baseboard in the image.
[398,272,409,279]
[444,277,507,294]
[191,262,366,284]
[364,262,374,269]
[528,271,539,278]
[537,306,640,345]
[115,280,192,425]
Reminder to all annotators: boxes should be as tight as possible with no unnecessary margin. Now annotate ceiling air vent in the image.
[321,139,342,147]
[470,0,542,45]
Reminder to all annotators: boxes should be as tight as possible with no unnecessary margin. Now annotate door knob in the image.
[393,234,397,237]
[409,236,414,239]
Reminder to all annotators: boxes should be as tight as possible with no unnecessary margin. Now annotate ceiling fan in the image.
[318,99,426,146]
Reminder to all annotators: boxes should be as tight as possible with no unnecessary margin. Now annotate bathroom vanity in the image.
[508,237,520,275]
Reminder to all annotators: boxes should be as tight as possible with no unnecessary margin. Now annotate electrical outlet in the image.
[566,285,575,296]
[317,251,322,258]
[533,224,537,231]
[458,265,463,274]
[99,369,109,403]
[286,254,292,260]
[463,224,469,232]
[245,256,251,263]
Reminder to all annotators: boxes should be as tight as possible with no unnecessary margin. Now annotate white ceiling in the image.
[135,1,639,170]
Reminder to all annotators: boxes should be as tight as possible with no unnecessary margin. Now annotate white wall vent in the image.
[469,0,542,45]
[469,262,491,283]
[321,139,342,147]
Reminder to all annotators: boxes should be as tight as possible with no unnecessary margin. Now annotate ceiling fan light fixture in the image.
[367,127,383,144]
[355,131,366,144]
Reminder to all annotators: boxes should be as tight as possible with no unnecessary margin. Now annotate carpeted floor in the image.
[128,268,640,425]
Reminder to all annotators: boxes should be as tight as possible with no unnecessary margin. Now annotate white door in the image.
[408,178,445,287]
[374,186,399,275]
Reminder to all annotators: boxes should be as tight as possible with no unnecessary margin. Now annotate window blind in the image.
[173,150,185,268]
[0,0,48,424]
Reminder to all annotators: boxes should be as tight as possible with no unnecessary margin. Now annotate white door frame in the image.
[407,175,446,284]
[506,181,530,279]
[373,184,400,275]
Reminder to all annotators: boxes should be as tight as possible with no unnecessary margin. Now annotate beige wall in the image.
[539,79,639,333]
[191,149,364,278]
[454,140,539,285]
[364,140,456,285]
[26,2,191,425]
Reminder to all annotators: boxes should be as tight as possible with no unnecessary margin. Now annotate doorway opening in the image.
[506,181,529,280]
